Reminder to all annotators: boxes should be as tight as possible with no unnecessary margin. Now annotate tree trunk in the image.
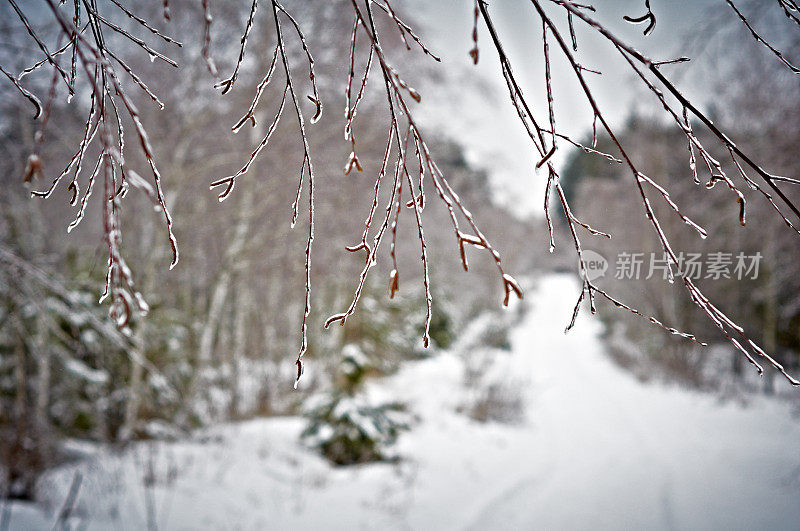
[120,332,145,441]
[120,204,157,441]
[13,321,27,426]
[229,283,251,419]
[33,314,50,434]
[190,191,254,419]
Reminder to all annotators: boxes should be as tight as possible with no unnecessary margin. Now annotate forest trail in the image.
[9,275,800,530]
[459,275,800,530]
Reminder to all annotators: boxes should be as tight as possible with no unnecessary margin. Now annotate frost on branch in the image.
[210,0,521,385]
[5,0,800,387]
[4,0,181,330]
[471,0,800,385]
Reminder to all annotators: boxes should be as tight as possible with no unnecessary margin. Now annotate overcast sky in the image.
[407,0,720,217]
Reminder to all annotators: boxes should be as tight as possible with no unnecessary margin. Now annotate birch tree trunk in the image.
[189,191,254,420]
[229,282,252,419]
[120,201,156,441]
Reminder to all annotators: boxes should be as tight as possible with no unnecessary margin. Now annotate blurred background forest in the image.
[0,0,799,525]
[0,0,542,500]
[561,10,800,391]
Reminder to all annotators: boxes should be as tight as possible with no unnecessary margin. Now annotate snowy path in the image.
[11,274,800,530]
[459,276,800,530]
[388,274,800,530]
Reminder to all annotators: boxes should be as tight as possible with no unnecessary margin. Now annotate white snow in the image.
[10,274,800,530]
[62,358,109,386]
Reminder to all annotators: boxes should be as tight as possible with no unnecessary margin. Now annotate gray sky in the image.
[408,0,719,216]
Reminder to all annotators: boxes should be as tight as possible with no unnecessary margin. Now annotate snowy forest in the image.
[1,0,799,529]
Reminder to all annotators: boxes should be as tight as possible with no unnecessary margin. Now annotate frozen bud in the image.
[23,154,43,184]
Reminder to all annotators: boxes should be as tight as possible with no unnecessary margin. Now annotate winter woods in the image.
[2,0,799,385]
[1,0,800,506]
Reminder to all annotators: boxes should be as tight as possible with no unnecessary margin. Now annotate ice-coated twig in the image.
[725,0,800,73]
[623,0,656,36]
[201,0,218,76]
[10,0,800,389]
[777,0,800,26]
[527,0,800,384]
[232,45,280,132]
[108,0,182,46]
[8,0,74,95]
[370,0,442,61]
[216,0,259,94]
[79,1,179,67]
[556,0,800,223]
[208,0,322,385]
[211,85,288,200]
[20,0,183,330]
[327,0,522,357]
[0,63,42,119]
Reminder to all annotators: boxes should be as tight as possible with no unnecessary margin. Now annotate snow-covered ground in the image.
[8,274,800,530]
